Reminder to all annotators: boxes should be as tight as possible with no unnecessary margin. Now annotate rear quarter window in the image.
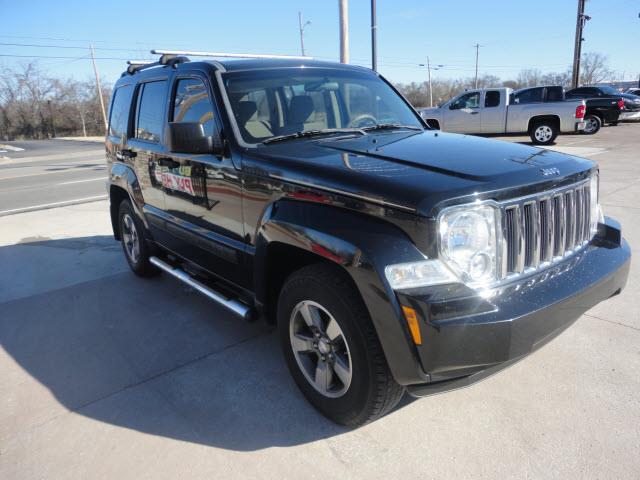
[108,84,134,139]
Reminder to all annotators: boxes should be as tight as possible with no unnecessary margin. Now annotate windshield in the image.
[221,68,423,145]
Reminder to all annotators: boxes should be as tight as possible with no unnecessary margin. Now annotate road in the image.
[0,139,107,216]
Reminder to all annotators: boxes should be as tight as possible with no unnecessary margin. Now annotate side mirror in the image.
[166,122,224,156]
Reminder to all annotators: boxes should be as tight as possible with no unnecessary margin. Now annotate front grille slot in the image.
[501,178,592,279]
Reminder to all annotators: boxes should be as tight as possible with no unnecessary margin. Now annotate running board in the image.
[149,256,252,321]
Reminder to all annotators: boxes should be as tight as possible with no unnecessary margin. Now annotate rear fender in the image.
[109,162,149,233]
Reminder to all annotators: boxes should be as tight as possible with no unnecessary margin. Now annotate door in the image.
[126,79,170,232]
[480,90,504,133]
[443,91,481,133]
[160,74,248,288]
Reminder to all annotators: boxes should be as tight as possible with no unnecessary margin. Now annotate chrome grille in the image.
[500,179,593,279]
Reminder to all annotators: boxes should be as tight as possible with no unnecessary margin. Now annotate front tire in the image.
[582,114,601,135]
[530,121,559,145]
[118,200,158,277]
[277,263,404,426]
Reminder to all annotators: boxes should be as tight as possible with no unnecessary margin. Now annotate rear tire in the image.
[530,121,558,145]
[582,114,601,135]
[118,200,159,277]
[277,263,404,426]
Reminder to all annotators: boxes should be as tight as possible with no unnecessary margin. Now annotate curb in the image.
[0,195,108,217]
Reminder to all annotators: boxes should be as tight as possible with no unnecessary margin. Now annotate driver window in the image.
[451,92,480,110]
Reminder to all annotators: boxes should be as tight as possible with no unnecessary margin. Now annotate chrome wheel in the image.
[534,125,553,143]
[121,213,140,264]
[584,116,599,134]
[289,300,352,398]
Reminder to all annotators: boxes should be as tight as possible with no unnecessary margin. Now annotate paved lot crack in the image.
[584,313,640,332]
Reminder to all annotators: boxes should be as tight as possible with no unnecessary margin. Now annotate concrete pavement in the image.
[0,124,638,479]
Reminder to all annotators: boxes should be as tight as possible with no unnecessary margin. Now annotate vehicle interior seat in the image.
[283,95,314,134]
[235,101,273,141]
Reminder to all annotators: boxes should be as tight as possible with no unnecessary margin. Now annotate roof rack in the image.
[126,60,153,74]
[150,49,313,61]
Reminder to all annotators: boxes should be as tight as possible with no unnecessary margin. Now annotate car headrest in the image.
[288,96,314,124]
[237,101,258,124]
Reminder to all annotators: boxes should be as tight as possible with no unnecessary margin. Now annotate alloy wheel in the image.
[289,300,352,398]
[122,213,140,264]
[534,125,553,143]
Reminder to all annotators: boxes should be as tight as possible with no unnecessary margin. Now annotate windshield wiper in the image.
[262,128,365,145]
[361,123,422,132]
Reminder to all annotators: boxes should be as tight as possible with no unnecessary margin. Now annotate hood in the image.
[247,130,594,217]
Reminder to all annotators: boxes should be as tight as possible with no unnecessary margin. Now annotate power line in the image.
[0,42,145,52]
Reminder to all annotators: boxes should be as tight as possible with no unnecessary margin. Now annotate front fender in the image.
[255,199,430,385]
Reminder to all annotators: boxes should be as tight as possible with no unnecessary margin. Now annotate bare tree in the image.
[0,62,110,140]
[579,52,613,85]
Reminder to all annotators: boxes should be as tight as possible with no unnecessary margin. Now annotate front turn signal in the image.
[401,305,422,345]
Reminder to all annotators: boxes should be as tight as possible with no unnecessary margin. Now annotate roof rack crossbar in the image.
[150,49,313,61]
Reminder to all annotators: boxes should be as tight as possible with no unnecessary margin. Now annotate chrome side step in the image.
[149,256,252,321]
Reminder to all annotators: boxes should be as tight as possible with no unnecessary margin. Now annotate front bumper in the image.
[394,217,630,396]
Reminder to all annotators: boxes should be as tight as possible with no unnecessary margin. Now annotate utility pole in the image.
[427,57,432,107]
[90,43,108,133]
[474,43,480,88]
[339,0,349,64]
[298,11,311,57]
[370,0,377,71]
[571,0,591,88]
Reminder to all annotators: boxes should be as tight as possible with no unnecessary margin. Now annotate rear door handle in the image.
[158,157,180,169]
[470,111,479,115]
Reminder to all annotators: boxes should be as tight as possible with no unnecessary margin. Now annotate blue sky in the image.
[1,0,639,85]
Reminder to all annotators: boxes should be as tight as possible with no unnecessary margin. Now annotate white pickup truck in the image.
[417,87,587,145]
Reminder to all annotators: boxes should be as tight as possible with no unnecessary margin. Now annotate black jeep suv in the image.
[106,51,630,426]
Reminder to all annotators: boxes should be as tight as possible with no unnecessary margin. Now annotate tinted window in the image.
[452,92,480,109]
[108,84,134,139]
[135,81,168,142]
[513,88,544,104]
[172,78,216,136]
[546,87,564,101]
[485,91,500,108]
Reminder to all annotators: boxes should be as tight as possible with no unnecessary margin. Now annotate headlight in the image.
[385,260,457,290]
[438,204,500,285]
[590,172,604,234]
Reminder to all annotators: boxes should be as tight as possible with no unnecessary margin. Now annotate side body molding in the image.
[254,199,431,385]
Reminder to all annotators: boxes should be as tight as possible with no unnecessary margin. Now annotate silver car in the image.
[418,87,586,145]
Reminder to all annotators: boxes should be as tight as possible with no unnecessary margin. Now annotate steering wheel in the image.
[347,114,378,128]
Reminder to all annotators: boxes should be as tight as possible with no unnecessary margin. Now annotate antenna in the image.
[150,49,313,60]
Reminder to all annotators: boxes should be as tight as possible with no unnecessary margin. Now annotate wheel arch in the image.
[108,162,147,240]
[253,199,430,385]
[527,114,560,132]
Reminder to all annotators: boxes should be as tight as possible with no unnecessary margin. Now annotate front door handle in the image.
[157,157,180,169]
[470,111,479,115]
[116,149,137,160]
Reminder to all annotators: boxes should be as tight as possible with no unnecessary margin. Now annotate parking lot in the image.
[1,123,638,479]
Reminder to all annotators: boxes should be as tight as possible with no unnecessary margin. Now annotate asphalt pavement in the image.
[0,124,639,479]
[0,139,107,216]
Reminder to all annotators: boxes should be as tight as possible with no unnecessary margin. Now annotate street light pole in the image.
[474,43,480,89]
[427,57,433,107]
[298,11,311,57]
[571,0,591,88]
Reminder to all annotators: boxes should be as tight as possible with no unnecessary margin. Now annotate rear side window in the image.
[546,87,564,101]
[135,80,168,142]
[513,88,543,104]
[484,91,500,108]
[172,78,216,136]
[108,84,134,139]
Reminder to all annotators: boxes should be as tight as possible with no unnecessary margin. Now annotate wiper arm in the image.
[362,123,422,132]
[262,128,365,145]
